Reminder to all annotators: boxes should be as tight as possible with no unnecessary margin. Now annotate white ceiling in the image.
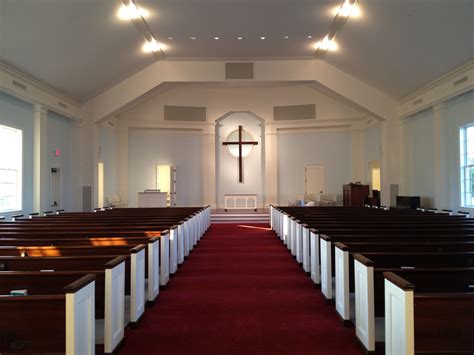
[1,0,473,101]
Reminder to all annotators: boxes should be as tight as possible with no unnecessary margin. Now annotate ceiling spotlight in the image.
[283,35,289,39]
[118,2,148,20]
[237,36,244,40]
[307,35,313,39]
[214,36,220,40]
[314,35,338,51]
[190,36,197,40]
[260,36,266,40]
[168,37,173,40]
[337,0,360,17]
[143,38,162,53]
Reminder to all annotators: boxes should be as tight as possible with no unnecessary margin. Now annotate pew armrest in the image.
[383,272,415,355]
[65,274,96,355]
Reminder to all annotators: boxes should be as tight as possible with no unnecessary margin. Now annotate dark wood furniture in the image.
[343,183,370,207]
[396,195,421,209]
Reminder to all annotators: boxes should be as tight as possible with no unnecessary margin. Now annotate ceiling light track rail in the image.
[120,0,166,60]
[314,0,358,60]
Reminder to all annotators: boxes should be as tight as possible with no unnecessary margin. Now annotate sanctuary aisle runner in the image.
[120,224,362,355]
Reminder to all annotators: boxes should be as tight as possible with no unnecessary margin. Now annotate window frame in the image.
[460,124,474,208]
[0,124,23,213]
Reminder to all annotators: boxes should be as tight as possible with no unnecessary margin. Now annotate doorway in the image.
[98,162,104,208]
[50,167,61,209]
[305,164,325,198]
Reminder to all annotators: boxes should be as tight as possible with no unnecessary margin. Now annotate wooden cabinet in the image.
[343,184,370,207]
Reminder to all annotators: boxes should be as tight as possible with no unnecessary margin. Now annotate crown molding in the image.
[399,59,474,118]
[0,62,83,121]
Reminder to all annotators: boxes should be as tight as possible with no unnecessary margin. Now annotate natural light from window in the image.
[460,124,474,207]
[0,124,22,212]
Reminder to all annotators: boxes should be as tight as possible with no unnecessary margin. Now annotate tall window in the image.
[0,124,22,212]
[460,124,474,207]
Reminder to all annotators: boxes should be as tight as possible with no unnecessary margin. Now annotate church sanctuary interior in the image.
[1,0,474,354]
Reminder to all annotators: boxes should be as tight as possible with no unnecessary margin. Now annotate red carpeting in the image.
[119,224,363,355]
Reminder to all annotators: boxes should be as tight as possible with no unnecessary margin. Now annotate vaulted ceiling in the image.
[1,0,473,102]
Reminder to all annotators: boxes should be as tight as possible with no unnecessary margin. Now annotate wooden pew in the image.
[0,243,150,329]
[384,271,474,355]
[332,240,474,324]
[353,252,474,353]
[0,274,96,354]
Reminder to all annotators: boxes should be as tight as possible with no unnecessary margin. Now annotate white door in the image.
[50,168,61,208]
[305,165,325,195]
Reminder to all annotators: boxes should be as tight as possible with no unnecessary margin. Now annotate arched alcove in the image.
[215,112,265,208]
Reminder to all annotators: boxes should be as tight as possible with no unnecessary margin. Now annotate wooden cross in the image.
[222,125,258,183]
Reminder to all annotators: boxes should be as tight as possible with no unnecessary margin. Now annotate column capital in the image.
[33,104,47,116]
[433,102,446,113]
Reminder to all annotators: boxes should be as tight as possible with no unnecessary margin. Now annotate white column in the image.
[117,123,129,206]
[203,125,216,207]
[265,126,278,206]
[351,129,365,183]
[433,103,446,209]
[33,104,48,213]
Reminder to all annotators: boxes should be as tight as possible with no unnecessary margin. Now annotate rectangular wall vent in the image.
[412,98,423,106]
[58,101,68,109]
[274,104,316,121]
[107,120,115,127]
[164,105,207,122]
[12,80,27,91]
[453,76,468,86]
[225,62,254,79]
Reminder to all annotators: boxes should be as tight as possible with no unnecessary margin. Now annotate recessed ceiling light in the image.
[118,2,148,20]
[260,36,266,40]
[283,35,289,39]
[168,37,173,40]
[190,36,197,40]
[143,38,162,53]
[237,36,244,40]
[307,35,313,39]
[314,35,338,51]
[214,36,220,40]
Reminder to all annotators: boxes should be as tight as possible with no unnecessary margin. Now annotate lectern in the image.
[343,183,370,207]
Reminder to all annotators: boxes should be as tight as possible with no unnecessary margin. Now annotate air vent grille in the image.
[274,104,316,121]
[412,98,423,106]
[58,101,68,109]
[453,76,468,86]
[12,80,27,91]
[225,62,254,79]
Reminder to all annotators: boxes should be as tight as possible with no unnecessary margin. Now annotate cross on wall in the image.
[222,125,258,183]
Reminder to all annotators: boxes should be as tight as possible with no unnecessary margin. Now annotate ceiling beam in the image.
[84,59,398,123]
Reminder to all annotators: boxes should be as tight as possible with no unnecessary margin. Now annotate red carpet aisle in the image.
[120,224,363,355]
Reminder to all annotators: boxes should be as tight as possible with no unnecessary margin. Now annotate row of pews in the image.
[270,206,474,355]
[0,206,211,354]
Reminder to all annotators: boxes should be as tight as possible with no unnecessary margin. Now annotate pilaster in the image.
[265,126,278,206]
[33,104,48,213]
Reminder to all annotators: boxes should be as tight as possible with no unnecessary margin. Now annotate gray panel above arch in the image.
[225,62,254,80]
[273,104,316,121]
[164,105,207,122]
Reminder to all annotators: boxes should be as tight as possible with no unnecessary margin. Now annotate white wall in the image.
[444,90,474,211]
[364,123,382,185]
[217,112,264,207]
[402,89,474,211]
[47,111,78,212]
[129,129,203,206]
[0,92,34,217]
[404,108,436,207]
[277,130,352,205]
[99,124,118,200]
